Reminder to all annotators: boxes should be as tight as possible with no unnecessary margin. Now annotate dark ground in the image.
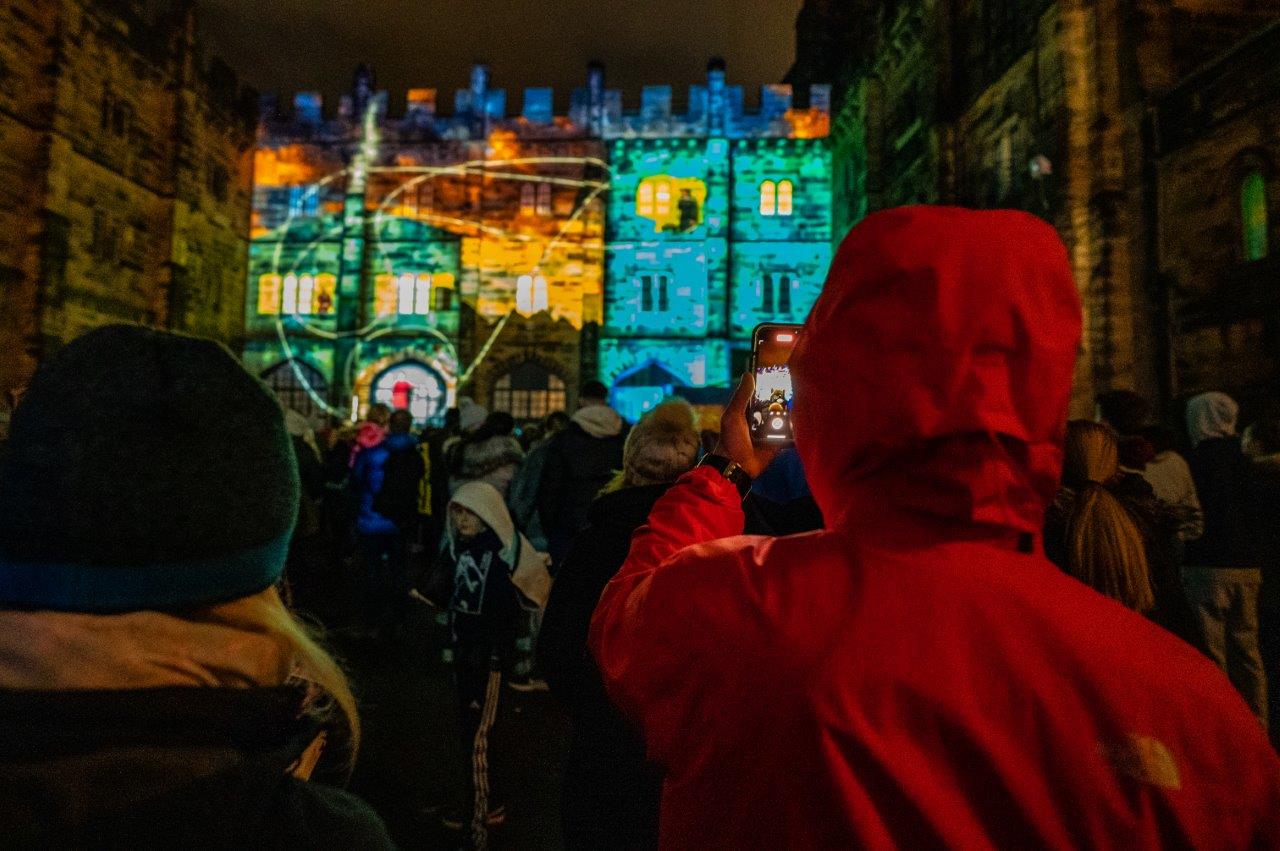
[290,552,571,849]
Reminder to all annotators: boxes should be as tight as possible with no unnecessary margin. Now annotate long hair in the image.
[196,586,361,771]
[1061,421,1154,612]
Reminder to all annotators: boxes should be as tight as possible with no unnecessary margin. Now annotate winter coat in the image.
[1186,436,1255,568]
[590,207,1280,848]
[350,431,418,537]
[537,406,626,549]
[507,435,555,551]
[0,685,392,848]
[540,484,669,850]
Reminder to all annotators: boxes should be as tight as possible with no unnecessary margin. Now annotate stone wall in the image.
[788,0,1280,414]
[0,0,254,408]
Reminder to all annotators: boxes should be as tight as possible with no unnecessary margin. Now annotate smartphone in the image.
[748,323,802,445]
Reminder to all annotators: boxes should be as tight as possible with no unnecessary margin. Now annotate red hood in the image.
[791,206,1081,536]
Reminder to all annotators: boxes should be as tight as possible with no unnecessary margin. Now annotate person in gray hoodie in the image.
[536,381,627,565]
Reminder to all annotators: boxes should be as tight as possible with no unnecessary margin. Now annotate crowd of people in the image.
[1,205,1278,848]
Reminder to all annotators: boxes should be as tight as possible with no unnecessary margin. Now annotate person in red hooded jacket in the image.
[589,206,1280,848]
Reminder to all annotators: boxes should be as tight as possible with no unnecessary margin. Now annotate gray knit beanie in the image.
[622,399,700,487]
[0,325,299,612]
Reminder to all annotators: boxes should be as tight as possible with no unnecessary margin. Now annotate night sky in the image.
[199,0,804,114]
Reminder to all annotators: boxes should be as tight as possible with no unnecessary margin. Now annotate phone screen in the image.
[749,323,801,444]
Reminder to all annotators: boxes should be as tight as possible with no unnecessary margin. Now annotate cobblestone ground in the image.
[291,555,570,849]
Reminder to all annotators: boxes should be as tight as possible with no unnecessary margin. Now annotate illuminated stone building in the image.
[247,62,833,424]
[789,0,1280,414]
[0,0,256,412]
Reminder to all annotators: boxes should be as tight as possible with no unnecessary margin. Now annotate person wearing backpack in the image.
[351,409,422,644]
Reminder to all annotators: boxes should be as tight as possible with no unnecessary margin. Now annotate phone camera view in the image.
[749,327,799,444]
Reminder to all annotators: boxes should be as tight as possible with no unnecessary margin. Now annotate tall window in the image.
[375,272,454,317]
[261,360,327,419]
[516,274,549,314]
[492,362,567,420]
[258,274,282,314]
[536,183,552,216]
[637,182,655,217]
[760,180,794,217]
[658,276,669,312]
[760,180,777,216]
[1242,170,1269,261]
[520,183,536,216]
[653,181,671,217]
[777,180,794,216]
[760,273,794,313]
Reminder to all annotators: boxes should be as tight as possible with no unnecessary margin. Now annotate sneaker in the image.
[507,677,549,693]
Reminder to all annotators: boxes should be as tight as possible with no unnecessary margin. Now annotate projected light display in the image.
[244,64,834,425]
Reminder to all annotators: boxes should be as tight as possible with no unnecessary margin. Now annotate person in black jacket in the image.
[537,380,627,565]
[0,326,390,848]
[1183,391,1268,728]
[1245,414,1280,738]
[540,399,700,850]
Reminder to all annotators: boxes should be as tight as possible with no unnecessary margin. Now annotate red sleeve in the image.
[588,466,746,759]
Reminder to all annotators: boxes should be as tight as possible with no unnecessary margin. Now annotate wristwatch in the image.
[699,453,753,499]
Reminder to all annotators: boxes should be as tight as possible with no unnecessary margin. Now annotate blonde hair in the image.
[1061,421,1154,612]
[196,586,360,769]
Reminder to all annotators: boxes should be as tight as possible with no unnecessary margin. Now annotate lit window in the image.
[536,183,552,216]
[397,273,415,315]
[415,274,432,314]
[297,275,315,315]
[492,363,566,419]
[1242,170,1269,261]
[432,272,455,311]
[655,182,671,216]
[313,273,336,315]
[532,275,548,313]
[375,274,397,316]
[637,182,654,217]
[516,274,534,314]
[282,274,299,314]
[760,181,777,216]
[257,274,282,314]
[520,183,536,216]
[777,180,794,216]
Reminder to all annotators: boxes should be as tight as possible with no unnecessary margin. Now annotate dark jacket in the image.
[537,418,626,552]
[1186,436,1254,567]
[0,685,392,849]
[350,432,419,537]
[540,484,666,850]
[1250,454,1280,610]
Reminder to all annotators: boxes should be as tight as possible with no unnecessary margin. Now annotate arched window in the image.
[492,362,566,420]
[636,182,655,217]
[297,275,315,315]
[281,274,299,314]
[257,274,282,314]
[520,183,536,216]
[536,183,552,216]
[779,274,792,313]
[777,180,794,216]
[654,181,672,216]
[1242,169,1269,261]
[261,360,328,420]
[516,274,534,313]
[760,180,777,216]
[397,273,416,315]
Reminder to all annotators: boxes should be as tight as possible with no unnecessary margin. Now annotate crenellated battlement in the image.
[259,61,830,142]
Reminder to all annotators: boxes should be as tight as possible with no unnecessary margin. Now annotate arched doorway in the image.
[261,359,328,421]
[491,361,567,420]
[372,361,447,425]
[609,360,685,423]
